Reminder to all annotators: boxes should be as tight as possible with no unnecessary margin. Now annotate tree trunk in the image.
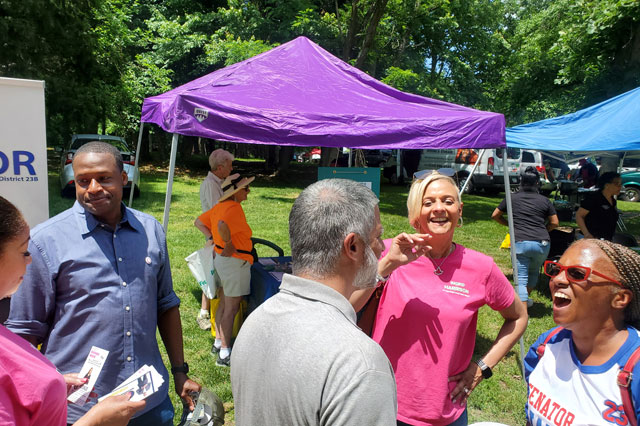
[355,0,389,69]
[140,127,150,162]
[343,0,359,61]
[277,146,294,173]
[265,145,277,171]
[320,147,339,166]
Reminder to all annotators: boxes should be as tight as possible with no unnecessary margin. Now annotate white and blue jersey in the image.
[524,326,640,426]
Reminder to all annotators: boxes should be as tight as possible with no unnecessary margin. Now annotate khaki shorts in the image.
[214,255,251,297]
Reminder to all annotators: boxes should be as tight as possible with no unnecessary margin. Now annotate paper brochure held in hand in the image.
[99,364,165,402]
[67,346,109,406]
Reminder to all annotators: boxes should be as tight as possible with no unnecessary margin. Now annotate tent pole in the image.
[502,152,525,378]
[396,150,401,182]
[459,149,485,195]
[162,133,179,231]
[348,148,352,167]
[129,124,145,207]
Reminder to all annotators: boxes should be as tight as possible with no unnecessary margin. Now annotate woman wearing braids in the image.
[525,239,640,425]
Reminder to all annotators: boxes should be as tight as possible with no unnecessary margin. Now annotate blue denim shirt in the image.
[6,202,180,423]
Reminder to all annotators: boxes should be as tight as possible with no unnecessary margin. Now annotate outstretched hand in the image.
[384,232,432,269]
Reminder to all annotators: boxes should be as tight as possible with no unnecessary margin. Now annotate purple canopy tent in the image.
[140,36,504,150]
[134,36,507,229]
[134,36,525,372]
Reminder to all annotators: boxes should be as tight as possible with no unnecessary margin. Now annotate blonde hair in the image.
[407,173,460,230]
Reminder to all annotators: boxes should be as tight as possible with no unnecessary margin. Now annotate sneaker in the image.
[197,314,211,330]
[210,342,220,356]
[527,299,534,308]
[216,354,231,367]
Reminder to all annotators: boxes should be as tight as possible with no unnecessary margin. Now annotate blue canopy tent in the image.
[506,86,640,153]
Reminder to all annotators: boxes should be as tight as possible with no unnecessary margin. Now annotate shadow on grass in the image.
[190,288,203,305]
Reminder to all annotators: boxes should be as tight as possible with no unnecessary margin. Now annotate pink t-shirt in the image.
[0,324,67,426]
[372,241,514,426]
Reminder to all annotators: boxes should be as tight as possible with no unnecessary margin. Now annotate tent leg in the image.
[129,124,144,207]
[502,153,526,378]
[458,149,485,196]
[162,133,179,231]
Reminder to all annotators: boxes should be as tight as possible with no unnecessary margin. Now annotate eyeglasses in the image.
[413,168,456,180]
[543,260,622,286]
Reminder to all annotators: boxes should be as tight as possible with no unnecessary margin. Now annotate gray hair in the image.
[209,149,234,171]
[74,141,123,172]
[289,179,379,278]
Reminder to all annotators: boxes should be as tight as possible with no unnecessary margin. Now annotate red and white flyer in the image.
[67,346,109,406]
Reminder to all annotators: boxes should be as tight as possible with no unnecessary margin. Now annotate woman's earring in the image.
[457,217,464,228]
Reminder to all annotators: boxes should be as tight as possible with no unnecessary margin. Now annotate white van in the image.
[383,148,524,193]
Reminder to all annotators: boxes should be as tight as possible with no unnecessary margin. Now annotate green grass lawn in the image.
[46,157,640,425]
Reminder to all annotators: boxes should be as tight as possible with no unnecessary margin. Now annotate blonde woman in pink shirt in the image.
[0,196,145,426]
[353,171,527,426]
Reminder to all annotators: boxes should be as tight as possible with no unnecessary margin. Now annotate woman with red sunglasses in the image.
[524,239,640,426]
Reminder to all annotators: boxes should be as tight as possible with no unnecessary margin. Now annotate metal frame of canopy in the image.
[127,131,529,377]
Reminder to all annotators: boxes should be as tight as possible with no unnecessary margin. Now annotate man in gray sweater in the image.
[230,178,397,425]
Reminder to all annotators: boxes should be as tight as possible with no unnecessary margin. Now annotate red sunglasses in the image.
[543,260,622,286]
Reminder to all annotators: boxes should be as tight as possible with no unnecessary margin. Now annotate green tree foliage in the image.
[1,0,638,146]
[496,0,640,125]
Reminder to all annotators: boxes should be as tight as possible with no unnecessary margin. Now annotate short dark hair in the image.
[0,196,28,254]
[74,141,123,172]
[520,166,540,189]
[597,171,621,189]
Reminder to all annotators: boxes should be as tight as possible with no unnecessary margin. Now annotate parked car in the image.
[621,156,640,173]
[59,134,140,198]
[383,148,522,193]
[620,170,640,202]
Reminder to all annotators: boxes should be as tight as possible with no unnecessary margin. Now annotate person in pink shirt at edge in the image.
[352,170,528,426]
[0,195,145,426]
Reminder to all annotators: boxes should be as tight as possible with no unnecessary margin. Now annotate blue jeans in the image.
[128,394,174,426]
[397,409,467,426]
[515,240,550,302]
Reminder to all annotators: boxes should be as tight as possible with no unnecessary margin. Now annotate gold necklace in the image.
[429,244,455,276]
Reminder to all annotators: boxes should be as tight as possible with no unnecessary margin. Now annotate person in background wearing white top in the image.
[197,149,234,330]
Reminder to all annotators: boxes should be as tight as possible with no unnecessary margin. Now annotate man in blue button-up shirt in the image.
[7,142,200,425]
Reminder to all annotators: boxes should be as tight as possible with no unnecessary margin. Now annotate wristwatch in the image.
[171,362,189,375]
[475,359,492,379]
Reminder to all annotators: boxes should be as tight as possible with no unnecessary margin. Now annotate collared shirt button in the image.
[125,305,130,311]
[127,356,132,362]
[122,282,127,287]
[118,257,123,262]
[126,331,131,336]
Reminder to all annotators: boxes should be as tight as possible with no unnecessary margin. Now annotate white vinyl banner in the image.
[0,77,49,227]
